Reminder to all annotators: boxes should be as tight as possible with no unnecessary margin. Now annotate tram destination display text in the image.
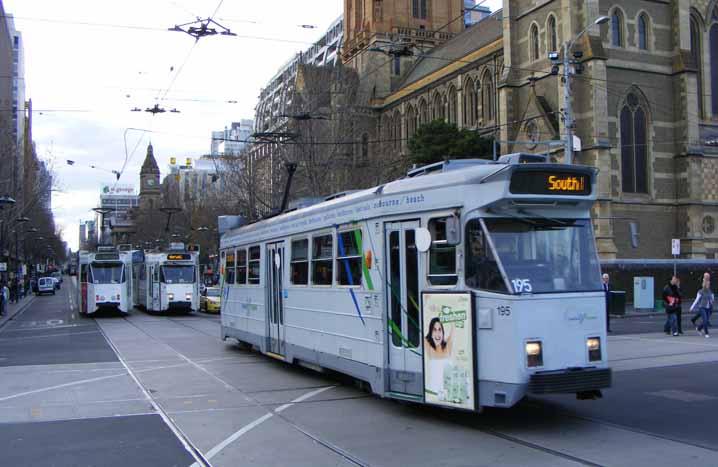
[509,170,592,196]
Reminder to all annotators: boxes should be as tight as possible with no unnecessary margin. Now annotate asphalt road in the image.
[1,278,717,466]
[0,281,196,467]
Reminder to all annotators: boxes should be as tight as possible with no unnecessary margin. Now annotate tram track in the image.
[110,310,717,466]
[113,313,374,466]
[115,313,608,467]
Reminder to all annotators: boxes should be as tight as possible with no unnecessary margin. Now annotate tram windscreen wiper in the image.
[518,209,570,227]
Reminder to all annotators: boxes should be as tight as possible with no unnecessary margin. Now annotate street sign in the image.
[671,239,681,256]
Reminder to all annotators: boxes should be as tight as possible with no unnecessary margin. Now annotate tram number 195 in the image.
[511,278,533,293]
[497,305,511,317]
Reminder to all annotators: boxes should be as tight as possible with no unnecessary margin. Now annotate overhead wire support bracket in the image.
[168,17,236,41]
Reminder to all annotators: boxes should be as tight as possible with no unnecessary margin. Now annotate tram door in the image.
[266,242,286,356]
[385,221,423,396]
[151,265,161,310]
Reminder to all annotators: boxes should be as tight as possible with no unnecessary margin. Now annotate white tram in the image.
[135,247,200,313]
[77,247,133,315]
[219,155,611,411]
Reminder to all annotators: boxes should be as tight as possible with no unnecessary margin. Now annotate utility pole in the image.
[562,40,574,165]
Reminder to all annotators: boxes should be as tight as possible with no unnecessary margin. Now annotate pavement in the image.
[0,277,717,467]
[0,291,37,330]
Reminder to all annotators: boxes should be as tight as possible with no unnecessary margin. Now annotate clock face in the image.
[147,179,155,186]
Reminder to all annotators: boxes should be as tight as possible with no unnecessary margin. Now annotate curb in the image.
[0,295,37,331]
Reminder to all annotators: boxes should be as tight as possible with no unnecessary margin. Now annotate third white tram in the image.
[219,155,611,411]
[135,250,200,313]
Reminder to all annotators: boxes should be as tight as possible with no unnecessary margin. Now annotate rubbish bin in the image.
[609,291,626,316]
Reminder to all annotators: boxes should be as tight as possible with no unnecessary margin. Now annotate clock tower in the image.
[139,143,161,211]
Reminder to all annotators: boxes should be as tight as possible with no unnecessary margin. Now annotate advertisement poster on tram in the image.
[422,292,475,410]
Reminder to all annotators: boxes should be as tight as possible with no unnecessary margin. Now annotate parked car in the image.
[37,277,55,295]
[51,277,61,290]
[200,287,221,313]
[51,271,63,284]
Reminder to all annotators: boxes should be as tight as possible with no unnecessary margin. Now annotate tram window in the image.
[248,246,261,285]
[465,219,508,293]
[427,218,458,286]
[236,249,247,285]
[336,230,362,286]
[291,239,309,285]
[225,251,236,285]
[311,234,333,286]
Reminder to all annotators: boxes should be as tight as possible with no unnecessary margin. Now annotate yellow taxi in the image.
[200,287,221,313]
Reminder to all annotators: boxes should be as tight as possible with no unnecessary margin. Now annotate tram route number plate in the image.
[497,305,511,317]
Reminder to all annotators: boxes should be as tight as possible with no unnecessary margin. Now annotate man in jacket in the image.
[663,275,682,336]
[602,273,612,332]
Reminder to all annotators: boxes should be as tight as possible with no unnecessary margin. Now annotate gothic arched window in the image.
[690,13,704,118]
[406,105,417,137]
[463,77,476,127]
[530,24,540,61]
[447,86,457,125]
[432,92,444,121]
[419,98,428,125]
[547,15,558,52]
[481,71,495,123]
[620,92,649,194]
[393,110,402,150]
[638,14,649,50]
[611,9,624,47]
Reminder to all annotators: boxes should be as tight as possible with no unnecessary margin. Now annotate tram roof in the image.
[220,158,598,248]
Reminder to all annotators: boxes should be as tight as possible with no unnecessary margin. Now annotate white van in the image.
[37,277,55,295]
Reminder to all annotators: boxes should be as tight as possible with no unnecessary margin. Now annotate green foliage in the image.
[407,120,495,166]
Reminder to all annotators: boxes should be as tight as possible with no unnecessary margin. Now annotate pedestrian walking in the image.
[691,272,711,329]
[0,280,5,316]
[663,275,682,336]
[602,273,612,332]
[9,278,18,304]
[689,275,713,338]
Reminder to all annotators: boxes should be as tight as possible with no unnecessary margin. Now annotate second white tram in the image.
[135,250,200,313]
[77,247,133,315]
[219,155,611,411]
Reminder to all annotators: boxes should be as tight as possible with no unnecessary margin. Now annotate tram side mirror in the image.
[415,228,432,253]
[629,221,639,249]
[445,215,461,246]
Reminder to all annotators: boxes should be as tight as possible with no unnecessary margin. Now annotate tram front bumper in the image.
[528,367,612,394]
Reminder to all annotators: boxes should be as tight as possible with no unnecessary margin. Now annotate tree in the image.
[407,120,495,166]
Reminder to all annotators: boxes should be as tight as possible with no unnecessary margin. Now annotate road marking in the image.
[646,389,717,402]
[0,331,99,342]
[0,372,127,403]
[95,323,212,467]
[197,385,335,464]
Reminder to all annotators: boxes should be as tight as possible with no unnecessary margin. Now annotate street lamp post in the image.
[560,15,610,165]
[92,207,112,246]
[0,195,16,280]
[14,217,29,279]
[25,227,38,277]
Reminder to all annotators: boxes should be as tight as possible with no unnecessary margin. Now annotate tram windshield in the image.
[480,218,602,294]
[160,265,196,284]
[90,262,125,284]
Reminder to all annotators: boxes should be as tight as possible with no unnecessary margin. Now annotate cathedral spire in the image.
[141,143,159,174]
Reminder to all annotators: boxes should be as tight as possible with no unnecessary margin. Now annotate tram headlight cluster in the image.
[185,293,192,301]
[525,341,543,368]
[587,337,602,362]
[168,293,175,301]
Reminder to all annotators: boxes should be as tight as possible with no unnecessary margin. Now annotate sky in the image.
[6,0,503,250]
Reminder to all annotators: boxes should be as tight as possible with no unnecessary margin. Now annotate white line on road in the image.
[95,323,211,467]
[0,331,99,342]
[0,372,127,403]
[197,385,335,464]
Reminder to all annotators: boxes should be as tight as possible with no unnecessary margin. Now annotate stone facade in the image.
[357,0,718,260]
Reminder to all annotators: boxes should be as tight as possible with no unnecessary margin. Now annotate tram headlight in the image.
[168,293,175,301]
[525,341,543,367]
[587,337,602,362]
[185,293,192,301]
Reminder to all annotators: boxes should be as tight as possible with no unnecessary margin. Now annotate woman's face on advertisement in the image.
[431,321,443,345]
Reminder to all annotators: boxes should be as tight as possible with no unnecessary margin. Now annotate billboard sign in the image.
[102,184,135,195]
[422,292,475,411]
